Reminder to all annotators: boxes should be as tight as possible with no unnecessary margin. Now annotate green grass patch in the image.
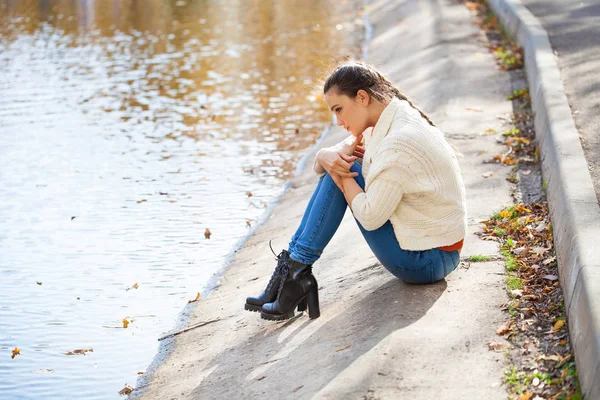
[465,254,493,262]
[506,274,522,290]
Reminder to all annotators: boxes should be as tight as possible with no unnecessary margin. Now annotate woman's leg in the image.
[347,163,460,284]
[287,172,349,265]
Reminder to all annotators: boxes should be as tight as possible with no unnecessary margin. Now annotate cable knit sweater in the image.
[319,97,467,251]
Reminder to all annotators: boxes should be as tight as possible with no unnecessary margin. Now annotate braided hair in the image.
[323,61,435,127]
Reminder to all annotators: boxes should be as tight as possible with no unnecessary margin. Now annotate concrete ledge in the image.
[488,0,600,397]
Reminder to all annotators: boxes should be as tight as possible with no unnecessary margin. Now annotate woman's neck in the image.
[367,99,389,128]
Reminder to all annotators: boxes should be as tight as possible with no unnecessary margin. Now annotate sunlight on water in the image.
[0,0,362,398]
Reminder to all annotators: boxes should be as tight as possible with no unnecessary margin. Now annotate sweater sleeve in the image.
[350,165,405,231]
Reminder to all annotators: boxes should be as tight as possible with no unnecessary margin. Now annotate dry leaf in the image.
[552,319,565,332]
[246,191,253,197]
[558,340,567,346]
[542,256,556,265]
[518,391,533,400]
[188,292,201,303]
[204,228,211,239]
[246,220,252,227]
[487,340,504,350]
[336,345,351,352]
[137,199,147,204]
[64,348,93,356]
[137,371,144,375]
[118,384,134,395]
[496,320,513,335]
[543,274,558,281]
[257,376,266,381]
[531,247,549,257]
[122,318,130,329]
[11,347,20,359]
[126,282,139,291]
[36,281,42,285]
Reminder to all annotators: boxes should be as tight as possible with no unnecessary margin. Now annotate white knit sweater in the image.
[318,97,467,251]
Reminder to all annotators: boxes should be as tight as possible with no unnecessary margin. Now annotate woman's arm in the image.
[341,177,363,204]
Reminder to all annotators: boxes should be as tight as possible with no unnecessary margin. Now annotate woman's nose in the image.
[337,118,344,127]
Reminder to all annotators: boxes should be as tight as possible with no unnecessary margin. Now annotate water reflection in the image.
[0,0,361,398]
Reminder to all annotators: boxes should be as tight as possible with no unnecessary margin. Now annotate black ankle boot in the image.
[245,248,290,312]
[261,259,320,321]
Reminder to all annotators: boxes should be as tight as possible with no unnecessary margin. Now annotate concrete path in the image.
[133,1,521,398]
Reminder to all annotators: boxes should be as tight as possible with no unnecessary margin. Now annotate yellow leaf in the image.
[11,347,20,359]
[553,319,565,332]
[204,228,211,239]
[499,210,512,219]
[518,392,533,400]
[122,318,130,329]
[188,292,201,303]
[336,345,351,352]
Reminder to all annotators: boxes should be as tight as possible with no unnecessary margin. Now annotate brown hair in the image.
[323,61,435,127]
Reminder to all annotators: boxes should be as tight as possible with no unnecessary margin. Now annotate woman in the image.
[245,62,467,321]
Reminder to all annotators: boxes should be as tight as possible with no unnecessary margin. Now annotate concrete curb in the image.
[488,0,600,397]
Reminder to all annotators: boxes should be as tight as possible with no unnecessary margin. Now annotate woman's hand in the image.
[316,135,363,192]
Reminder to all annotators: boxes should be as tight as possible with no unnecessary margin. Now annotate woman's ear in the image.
[356,89,370,107]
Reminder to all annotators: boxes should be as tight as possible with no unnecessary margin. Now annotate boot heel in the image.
[306,289,320,319]
[297,297,307,312]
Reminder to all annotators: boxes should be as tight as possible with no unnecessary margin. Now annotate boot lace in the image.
[265,240,289,293]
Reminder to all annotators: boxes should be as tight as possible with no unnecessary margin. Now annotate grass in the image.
[506,275,522,291]
[465,254,493,262]
[502,250,518,272]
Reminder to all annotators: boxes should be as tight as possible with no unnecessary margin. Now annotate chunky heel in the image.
[306,289,320,319]
[297,297,307,312]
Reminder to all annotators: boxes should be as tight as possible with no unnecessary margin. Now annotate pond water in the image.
[0,0,361,398]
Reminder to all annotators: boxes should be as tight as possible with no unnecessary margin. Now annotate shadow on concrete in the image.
[189,275,447,398]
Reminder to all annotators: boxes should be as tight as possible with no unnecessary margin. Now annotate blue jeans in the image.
[288,162,460,284]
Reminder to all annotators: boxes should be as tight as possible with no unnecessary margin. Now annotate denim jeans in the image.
[288,162,460,284]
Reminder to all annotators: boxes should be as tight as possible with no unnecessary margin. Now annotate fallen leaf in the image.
[126,282,139,291]
[336,345,351,352]
[122,319,130,329]
[188,292,201,303]
[118,384,134,395]
[518,392,533,400]
[487,340,504,350]
[11,347,20,359]
[246,191,253,197]
[511,289,523,297]
[137,371,144,375]
[482,171,493,178]
[204,228,211,239]
[290,386,304,393]
[521,170,532,175]
[257,376,266,381]
[137,199,147,204]
[552,319,565,332]
[76,297,80,300]
[543,274,558,281]
[500,210,512,219]
[531,247,549,257]
[558,340,567,346]
[246,220,252,227]
[64,348,93,356]
[496,320,513,335]
[542,256,556,265]
[36,281,42,285]
[71,216,76,221]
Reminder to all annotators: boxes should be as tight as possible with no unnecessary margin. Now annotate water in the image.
[0,1,361,398]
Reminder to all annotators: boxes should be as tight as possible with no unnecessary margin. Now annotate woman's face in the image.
[324,89,370,137]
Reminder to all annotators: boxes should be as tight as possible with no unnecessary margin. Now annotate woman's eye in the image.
[335,108,341,114]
